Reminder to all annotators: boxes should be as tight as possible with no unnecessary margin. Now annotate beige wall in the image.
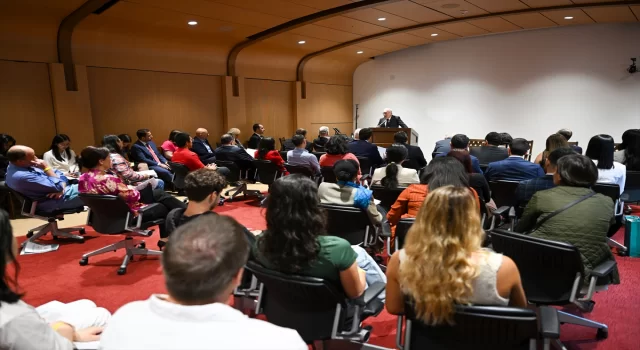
[245,79,295,144]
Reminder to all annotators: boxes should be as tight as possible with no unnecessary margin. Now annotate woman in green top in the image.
[254,175,386,299]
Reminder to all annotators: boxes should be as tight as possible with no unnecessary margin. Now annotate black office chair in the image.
[0,180,18,219]
[491,229,615,345]
[285,163,315,178]
[279,150,288,162]
[356,156,373,177]
[320,203,381,247]
[321,167,337,183]
[278,137,286,151]
[489,180,520,229]
[7,186,85,246]
[396,303,559,350]
[252,160,283,186]
[394,218,414,252]
[79,194,163,275]
[167,161,189,191]
[312,151,326,161]
[370,185,405,212]
[215,160,262,202]
[246,260,385,347]
[622,171,640,203]
[592,183,627,255]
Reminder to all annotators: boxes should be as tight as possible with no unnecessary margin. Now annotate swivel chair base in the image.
[79,236,161,275]
[22,220,85,247]
[224,183,264,202]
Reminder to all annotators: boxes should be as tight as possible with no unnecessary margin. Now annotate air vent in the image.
[441,3,461,9]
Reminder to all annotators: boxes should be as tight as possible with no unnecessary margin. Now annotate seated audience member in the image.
[484,138,544,182]
[318,160,383,225]
[103,135,164,190]
[447,150,491,205]
[394,131,427,170]
[319,135,362,178]
[312,126,330,151]
[161,129,181,160]
[171,133,229,177]
[0,134,16,178]
[43,134,78,176]
[615,129,640,170]
[78,146,186,249]
[470,132,509,165]
[129,129,173,185]
[387,157,480,226]
[534,133,568,167]
[5,146,84,211]
[372,144,419,188]
[117,134,133,160]
[215,134,255,174]
[254,137,288,175]
[191,128,217,165]
[286,135,320,175]
[255,175,386,299]
[248,123,265,149]
[0,209,109,349]
[385,186,527,319]
[500,132,513,147]
[100,214,306,350]
[585,134,626,194]
[516,147,576,205]
[432,134,452,155]
[227,128,245,149]
[435,134,483,173]
[515,154,620,285]
[558,128,583,154]
[347,127,383,168]
[283,128,311,152]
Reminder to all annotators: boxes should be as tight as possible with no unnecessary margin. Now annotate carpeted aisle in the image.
[14,199,640,350]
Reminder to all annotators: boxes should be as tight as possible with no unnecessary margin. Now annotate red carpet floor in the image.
[15,199,640,349]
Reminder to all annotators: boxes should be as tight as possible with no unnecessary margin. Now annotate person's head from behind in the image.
[80,146,112,171]
[294,128,307,138]
[292,134,306,149]
[259,175,324,272]
[325,135,348,155]
[623,129,640,170]
[0,209,21,304]
[102,135,123,154]
[136,129,152,142]
[184,168,227,211]
[319,126,329,137]
[545,147,576,174]
[484,132,502,146]
[118,134,132,149]
[257,137,276,160]
[381,144,408,189]
[500,133,513,146]
[450,134,470,150]
[359,128,373,142]
[227,128,241,139]
[557,129,573,141]
[174,132,192,149]
[401,186,484,325]
[447,150,473,174]
[508,138,530,157]
[162,214,249,305]
[554,154,598,188]
[618,129,638,150]
[220,134,235,146]
[334,159,359,183]
[50,134,72,161]
[545,133,568,153]
[421,157,469,189]
[0,134,16,155]
[393,131,408,145]
[585,134,615,170]
[6,145,36,168]
[253,123,264,135]
[168,130,182,143]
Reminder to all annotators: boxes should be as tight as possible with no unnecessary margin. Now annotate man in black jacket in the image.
[215,134,254,172]
[393,131,427,170]
[347,128,383,168]
[470,132,509,165]
[247,123,264,149]
[191,128,217,164]
[377,108,408,128]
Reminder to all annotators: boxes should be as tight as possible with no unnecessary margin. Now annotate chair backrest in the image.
[490,229,584,305]
[626,171,640,189]
[215,160,240,182]
[395,218,414,250]
[285,163,314,178]
[4,186,34,216]
[370,185,406,211]
[404,303,538,350]
[356,156,373,176]
[79,194,132,234]
[167,162,190,189]
[592,183,620,202]
[278,137,286,151]
[468,139,484,148]
[321,167,337,183]
[252,160,281,185]
[488,180,520,208]
[246,260,347,343]
[320,203,373,245]
[312,152,325,161]
[314,145,326,152]
[279,150,288,162]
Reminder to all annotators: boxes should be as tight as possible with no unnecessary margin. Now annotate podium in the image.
[370,128,419,148]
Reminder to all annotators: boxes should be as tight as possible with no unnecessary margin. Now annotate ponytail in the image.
[381,163,399,189]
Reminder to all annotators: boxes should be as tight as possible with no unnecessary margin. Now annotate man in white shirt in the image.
[99,215,307,350]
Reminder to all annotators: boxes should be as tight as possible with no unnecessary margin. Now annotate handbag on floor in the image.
[624,215,640,258]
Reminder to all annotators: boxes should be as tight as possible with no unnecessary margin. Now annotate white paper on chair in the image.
[377,146,387,160]
[20,241,59,255]
[374,199,381,205]
[75,341,100,350]
[137,170,158,178]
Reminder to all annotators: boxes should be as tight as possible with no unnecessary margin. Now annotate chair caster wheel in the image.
[117,268,127,275]
[26,231,33,238]
[79,258,88,266]
[138,242,145,249]
[79,228,86,234]
[597,328,608,339]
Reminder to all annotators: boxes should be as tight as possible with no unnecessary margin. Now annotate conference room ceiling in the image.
[3,0,639,75]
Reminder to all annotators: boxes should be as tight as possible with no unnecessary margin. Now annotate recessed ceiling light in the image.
[377,17,386,21]
[431,33,438,37]
[298,40,306,44]
[564,16,574,20]
[188,21,198,26]
[357,51,364,54]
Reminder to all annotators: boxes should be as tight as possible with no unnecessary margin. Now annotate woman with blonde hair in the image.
[385,186,527,325]
[227,128,244,149]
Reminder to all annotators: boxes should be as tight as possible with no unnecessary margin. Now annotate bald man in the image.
[5,145,84,212]
[377,108,408,128]
[191,128,217,165]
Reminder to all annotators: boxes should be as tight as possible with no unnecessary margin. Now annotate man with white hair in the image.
[377,108,408,128]
[312,126,330,152]
[353,128,362,140]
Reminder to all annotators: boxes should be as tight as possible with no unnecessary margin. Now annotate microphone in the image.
[333,128,342,135]
[377,119,387,127]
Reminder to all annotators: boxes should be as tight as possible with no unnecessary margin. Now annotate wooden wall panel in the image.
[87,67,223,146]
[0,60,57,155]
[245,79,295,142]
[296,82,354,139]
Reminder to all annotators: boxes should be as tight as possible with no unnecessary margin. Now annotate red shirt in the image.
[172,147,205,171]
[254,150,288,174]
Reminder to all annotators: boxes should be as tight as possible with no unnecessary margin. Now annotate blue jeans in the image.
[352,245,386,300]
[155,179,165,190]
[151,165,173,185]
[37,184,84,213]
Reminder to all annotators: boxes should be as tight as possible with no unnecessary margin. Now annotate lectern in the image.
[370,128,419,148]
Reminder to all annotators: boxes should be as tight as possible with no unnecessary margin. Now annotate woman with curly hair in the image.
[385,186,527,324]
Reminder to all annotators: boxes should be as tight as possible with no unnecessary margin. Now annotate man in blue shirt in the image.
[435,134,483,174]
[286,135,320,175]
[485,138,545,182]
[5,145,84,212]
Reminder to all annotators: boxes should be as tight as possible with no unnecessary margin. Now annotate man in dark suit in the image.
[347,128,383,168]
[130,129,173,185]
[312,126,330,152]
[191,128,217,165]
[215,134,255,173]
[434,134,483,174]
[377,108,408,128]
[393,131,427,170]
[470,132,509,165]
[283,128,313,152]
[247,123,264,149]
[515,147,576,206]
[557,128,582,154]
[485,138,545,182]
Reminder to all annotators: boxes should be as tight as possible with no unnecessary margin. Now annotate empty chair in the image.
[285,163,315,178]
[394,218,414,251]
[79,193,163,275]
[167,161,189,191]
[252,160,283,186]
[489,180,520,228]
[592,183,627,255]
[370,185,405,212]
[215,160,262,202]
[320,203,380,247]
[622,171,640,203]
[356,156,373,177]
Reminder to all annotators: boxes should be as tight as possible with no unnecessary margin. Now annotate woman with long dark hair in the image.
[534,133,568,169]
[615,129,640,171]
[371,144,419,189]
[319,135,362,178]
[585,134,626,193]
[102,135,164,190]
[254,137,288,174]
[43,134,78,175]
[255,175,385,299]
[0,209,110,348]
[161,129,182,160]
[447,150,491,203]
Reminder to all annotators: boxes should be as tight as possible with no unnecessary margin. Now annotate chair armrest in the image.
[362,281,385,305]
[538,306,560,339]
[133,203,163,228]
[492,206,511,216]
[590,260,617,278]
